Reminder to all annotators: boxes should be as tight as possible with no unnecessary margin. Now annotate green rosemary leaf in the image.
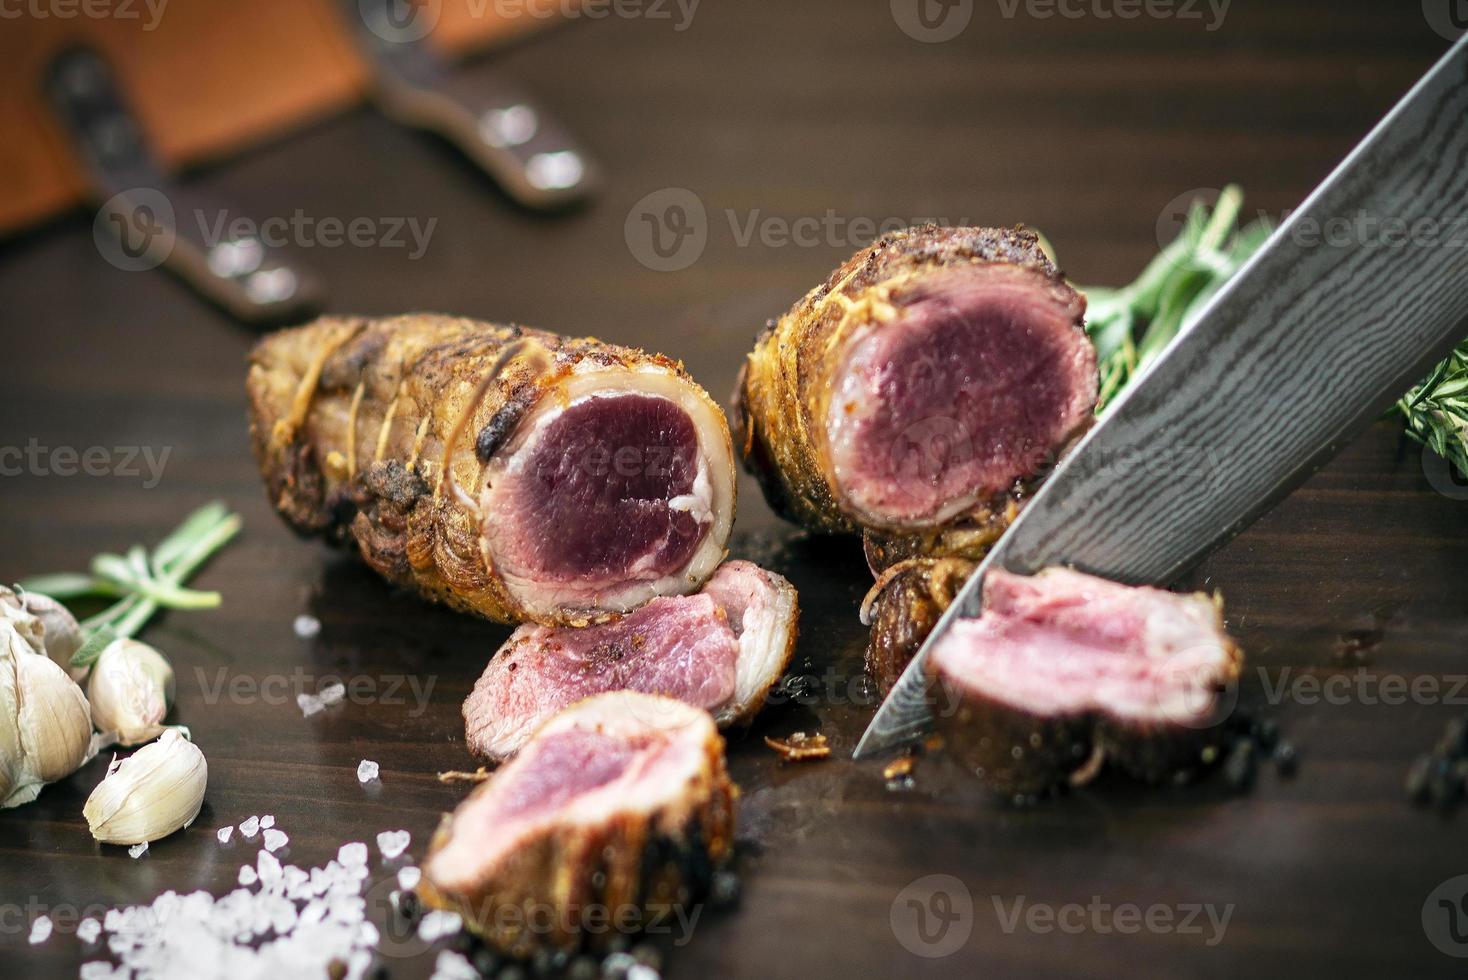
[70,625,119,668]
[15,572,116,600]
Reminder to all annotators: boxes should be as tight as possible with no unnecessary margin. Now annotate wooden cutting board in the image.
[0,0,565,234]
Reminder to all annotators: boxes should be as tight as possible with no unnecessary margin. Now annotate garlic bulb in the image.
[1,616,94,808]
[20,592,86,680]
[84,728,207,844]
[88,639,175,746]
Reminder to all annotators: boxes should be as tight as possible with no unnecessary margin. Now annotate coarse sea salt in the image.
[27,915,52,944]
[417,909,462,943]
[397,866,421,890]
[297,692,324,717]
[128,842,149,859]
[431,949,479,980]
[260,814,275,829]
[77,917,101,944]
[356,759,379,784]
[293,614,321,639]
[376,830,410,860]
[216,826,233,844]
[338,841,368,867]
[87,847,385,979]
[263,829,289,853]
[239,815,260,839]
[319,682,346,706]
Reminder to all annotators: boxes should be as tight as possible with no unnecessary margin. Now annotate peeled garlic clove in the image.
[88,639,175,747]
[19,592,86,681]
[2,624,94,808]
[84,728,207,844]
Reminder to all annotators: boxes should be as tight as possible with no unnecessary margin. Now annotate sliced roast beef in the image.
[928,567,1242,796]
[248,315,736,626]
[735,227,1096,550]
[420,692,736,956]
[464,561,798,761]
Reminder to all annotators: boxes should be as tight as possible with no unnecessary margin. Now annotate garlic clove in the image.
[84,728,207,845]
[88,638,175,747]
[19,592,86,681]
[2,623,94,808]
[0,588,46,657]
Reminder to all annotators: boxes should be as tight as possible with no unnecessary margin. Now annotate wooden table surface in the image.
[3,2,1467,977]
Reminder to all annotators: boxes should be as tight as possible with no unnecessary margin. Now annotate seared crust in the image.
[861,502,1016,575]
[733,225,1087,536]
[926,585,1244,797]
[419,700,738,956]
[247,314,732,626]
[861,557,976,697]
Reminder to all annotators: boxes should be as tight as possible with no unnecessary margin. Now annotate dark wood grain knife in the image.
[855,35,1468,759]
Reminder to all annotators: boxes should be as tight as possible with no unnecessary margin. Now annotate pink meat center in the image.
[827,275,1093,524]
[492,730,647,820]
[490,394,708,588]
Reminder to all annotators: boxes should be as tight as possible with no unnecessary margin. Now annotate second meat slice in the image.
[464,561,799,760]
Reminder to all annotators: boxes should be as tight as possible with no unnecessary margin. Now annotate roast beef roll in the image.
[248,314,736,626]
[733,226,1096,563]
[463,561,798,761]
[420,692,737,956]
[927,568,1243,796]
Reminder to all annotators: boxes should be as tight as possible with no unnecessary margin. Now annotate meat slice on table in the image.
[248,314,735,625]
[928,568,1243,797]
[420,692,737,956]
[464,561,798,761]
[733,226,1097,572]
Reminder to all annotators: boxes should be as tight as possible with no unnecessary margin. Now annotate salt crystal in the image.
[431,949,478,980]
[417,909,462,942]
[239,815,260,839]
[259,814,275,829]
[376,829,410,860]
[77,917,101,944]
[262,829,289,852]
[319,682,346,706]
[27,915,51,944]
[356,759,379,783]
[128,842,148,859]
[297,692,323,717]
[397,866,421,890]
[238,864,258,886]
[80,963,114,980]
[293,613,321,638]
[257,849,282,884]
[338,842,368,867]
[216,826,233,844]
[628,965,662,980]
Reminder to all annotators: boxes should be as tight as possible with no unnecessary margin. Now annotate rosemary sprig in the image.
[1078,185,1468,477]
[1078,185,1274,412]
[1397,339,1468,478]
[17,501,242,666]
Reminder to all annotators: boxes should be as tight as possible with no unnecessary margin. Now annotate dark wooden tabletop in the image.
[4,2,1467,977]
